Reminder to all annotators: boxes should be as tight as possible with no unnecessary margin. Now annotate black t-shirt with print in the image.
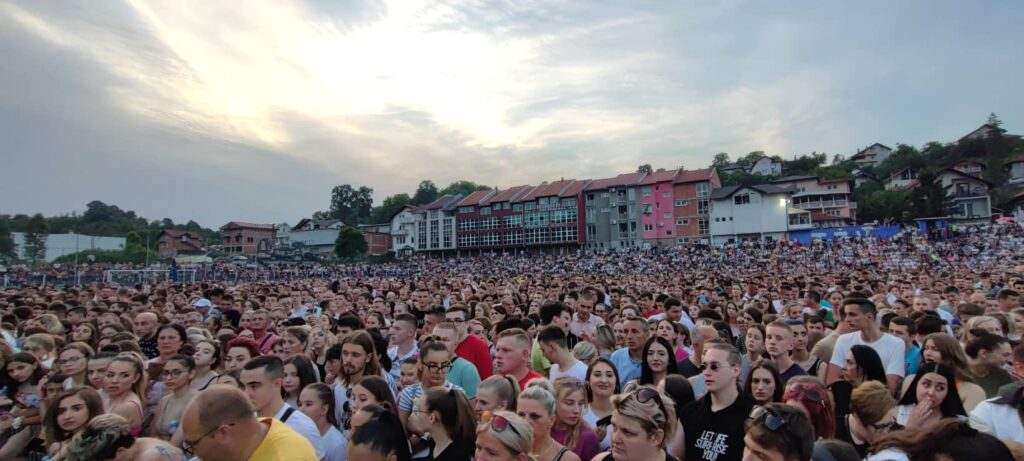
[679,393,754,461]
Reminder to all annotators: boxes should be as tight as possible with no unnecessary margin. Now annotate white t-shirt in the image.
[829,331,906,377]
[867,448,910,461]
[321,425,348,461]
[582,407,612,450]
[550,360,588,382]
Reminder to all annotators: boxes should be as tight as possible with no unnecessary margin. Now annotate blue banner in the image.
[787,225,902,245]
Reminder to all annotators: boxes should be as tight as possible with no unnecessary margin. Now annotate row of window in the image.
[458,209,578,230]
[459,197,576,215]
[456,227,578,247]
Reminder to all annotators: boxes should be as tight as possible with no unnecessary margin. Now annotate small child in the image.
[398,357,419,392]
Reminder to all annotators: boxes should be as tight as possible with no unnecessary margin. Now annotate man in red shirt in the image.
[494,328,541,390]
[445,306,492,379]
[241,310,279,355]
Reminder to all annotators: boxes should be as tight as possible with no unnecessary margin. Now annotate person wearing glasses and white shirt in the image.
[677,342,753,461]
[397,340,465,428]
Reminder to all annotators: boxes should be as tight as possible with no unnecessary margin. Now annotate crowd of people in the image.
[0,224,1024,460]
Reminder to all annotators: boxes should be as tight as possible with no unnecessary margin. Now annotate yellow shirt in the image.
[249,417,318,461]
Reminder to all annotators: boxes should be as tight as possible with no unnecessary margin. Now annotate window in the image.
[662,191,672,198]
[513,204,523,212]
[246,237,253,243]
[734,194,750,205]
[676,218,689,226]
[480,207,491,215]
[696,182,710,198]
[459,206,473,213]
[643,204,653,213]
[698,218,709,235]
[674,199,688,207]
[587,193,595,201]
[644,224,654,231]
[641,187,652,197]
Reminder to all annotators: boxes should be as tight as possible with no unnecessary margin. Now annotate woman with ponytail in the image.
[409,387,476,461]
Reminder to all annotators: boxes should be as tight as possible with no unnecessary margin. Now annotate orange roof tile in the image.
[674,168,716,184]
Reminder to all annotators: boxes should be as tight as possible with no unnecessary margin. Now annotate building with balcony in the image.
[639,168,682,247]
[770,176,857,228]
[709,184,811,245]
[671,168,719,244]
[1005,154,1024,185]
[584,172,646,251]
[219,222,276,256]
[885,168,919,191]
[937,168,992,221]
[850,143,893,167]
[390,206,422,256]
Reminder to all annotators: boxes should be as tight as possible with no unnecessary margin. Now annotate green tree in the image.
[711,153,731,169]
[23,213,49,265]
[0,220,15,261]
[637,164,653,175]
[440,180,491,197]
[909,170,951,219]
[334,226,367,259]
[411,180,440,205]
[857,188,912,223]
[323,184,374,224]
[369,193,412,223]
[782,153,828,176]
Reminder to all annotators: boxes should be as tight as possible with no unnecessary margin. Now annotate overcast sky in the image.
[1,1,1020,227]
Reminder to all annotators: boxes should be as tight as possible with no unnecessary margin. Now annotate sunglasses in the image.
[699,361,731,372]
[488,413,523,438]
[750,406,788,431]
[631,387,668,422]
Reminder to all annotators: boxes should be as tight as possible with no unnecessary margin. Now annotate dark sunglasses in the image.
[631,387,668,422]
[751,406,788,431]
[699,361,731,372]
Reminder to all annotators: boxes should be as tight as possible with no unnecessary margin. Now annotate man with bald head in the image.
[181,385,317,461]
[134,311,160,359]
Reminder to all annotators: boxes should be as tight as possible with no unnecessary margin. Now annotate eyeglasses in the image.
[699,361,729,372]
[182,423,232,456]
[162,369,186,378]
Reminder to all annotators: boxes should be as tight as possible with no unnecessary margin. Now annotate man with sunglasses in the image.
[679,342,752,461]
[743,403,815,461]
[180,384,317,461]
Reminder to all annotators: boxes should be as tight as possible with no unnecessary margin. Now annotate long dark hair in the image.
[640,336,680,385]
[351,403,411,461]
[897,363,965,418]
[352,376,400,421]
[43,387,104,445]
[849,344,887,384]
[283,355,318,400]
[425,388,476,449]
[744,360,783,404]
[872,418,1012,460]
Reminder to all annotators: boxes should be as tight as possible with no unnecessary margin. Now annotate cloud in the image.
[0,0,1021,227]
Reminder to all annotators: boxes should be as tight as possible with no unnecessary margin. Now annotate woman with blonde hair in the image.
[63,413,183,461]
[24,332,58,368]
[475,375,519,419]
[104,353,148,436]
[592,386,677,461]
[551,378,599,461]
[476,411,535,461]
[518,381,581,461]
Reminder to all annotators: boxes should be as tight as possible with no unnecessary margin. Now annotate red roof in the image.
[585,172,645,191]
[221,221,275,230]
[559,179,591,197]
[673,167,716,184]
[640,169,679,185]
[521,179,576,201]
[455,190,495,207]
[482,185,532,205]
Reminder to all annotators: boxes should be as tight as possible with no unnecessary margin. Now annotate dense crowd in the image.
[1,224,1024,461]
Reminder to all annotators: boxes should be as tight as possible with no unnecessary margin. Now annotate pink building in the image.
[639,168,682,245]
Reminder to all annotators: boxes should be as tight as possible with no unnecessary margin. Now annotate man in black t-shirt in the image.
[680,342,753,461]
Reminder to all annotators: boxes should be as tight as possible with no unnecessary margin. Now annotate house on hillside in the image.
[157,229,204,259]
[770,176,857,228]
[749,157,783,176]
[1005,154,1024,185]
[885,168,919,191]
[937,169,992,221]
[958,123,1006,143]
[850,143,893,168]
[951,159,986,176]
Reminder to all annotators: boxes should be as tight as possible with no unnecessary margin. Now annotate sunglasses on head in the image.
[487,413,522,438]
[630,387,668,421]
[750,406,788,431]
